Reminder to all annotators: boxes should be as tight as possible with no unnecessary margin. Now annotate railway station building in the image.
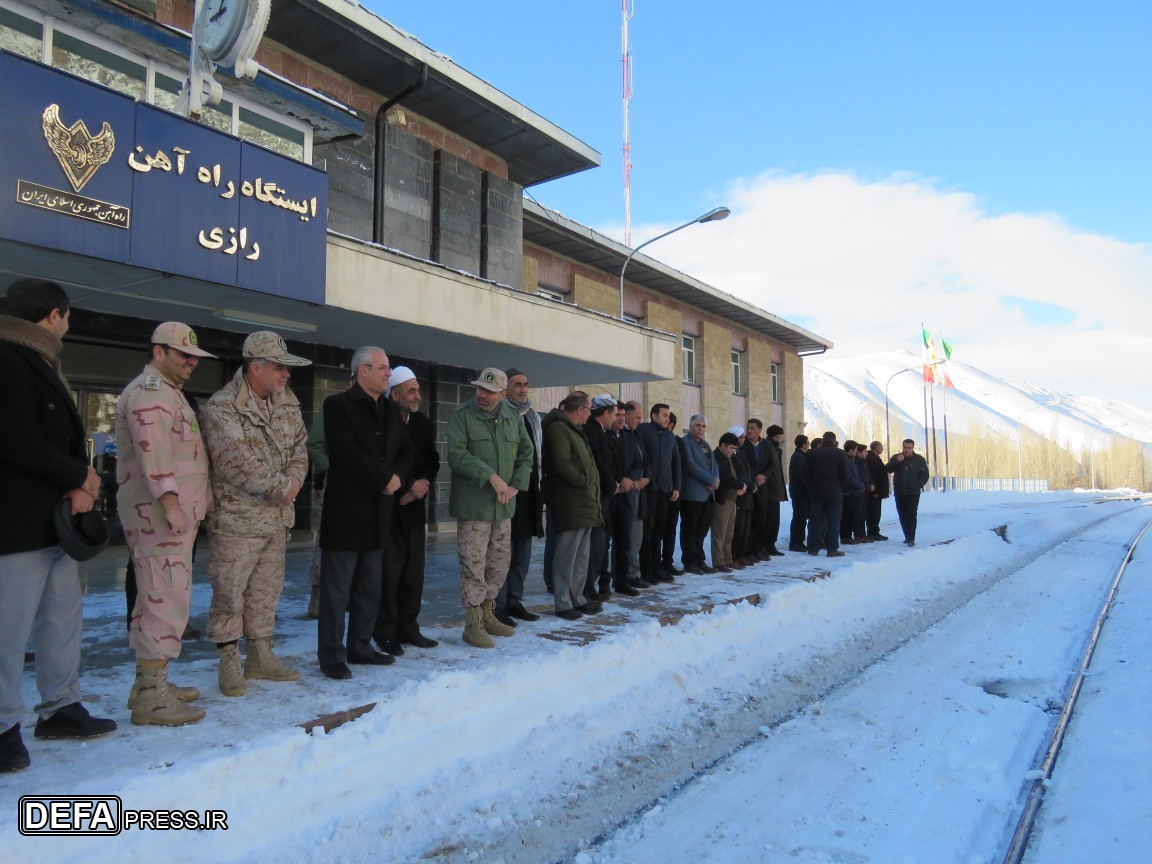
[0,0,830,530]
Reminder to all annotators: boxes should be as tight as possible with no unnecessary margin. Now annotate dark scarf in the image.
[0,314,71,390]
[505,394,542,465]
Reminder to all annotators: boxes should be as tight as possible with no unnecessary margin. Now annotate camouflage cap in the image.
[151,321,215,357]
[471,367,508,393]
[242,331,311,366]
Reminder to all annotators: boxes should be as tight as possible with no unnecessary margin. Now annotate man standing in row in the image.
[865,441,890,540]
[374,366,440,652]
[637,403,680,584]
[448,368,533,648]
[118,322,215,725]
[1,279,114,773]
[806,431,848,558]
[787,435,810,551]
[541,392,600,619]
[317,346,412,679]
[200,332,310,697]
[888,439,930,546]
[496,368,543,627]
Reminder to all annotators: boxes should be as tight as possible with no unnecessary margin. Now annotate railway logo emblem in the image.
[41,104,116,193]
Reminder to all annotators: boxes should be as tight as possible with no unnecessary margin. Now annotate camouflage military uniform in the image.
[200,368,308,643]
[116,364,211,661]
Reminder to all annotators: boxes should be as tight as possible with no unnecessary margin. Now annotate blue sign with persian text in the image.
[0,51,326,303]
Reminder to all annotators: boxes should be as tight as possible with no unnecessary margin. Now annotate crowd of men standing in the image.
[0,277,930,775]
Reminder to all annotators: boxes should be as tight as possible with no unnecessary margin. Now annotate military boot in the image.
[127,663,199,710]
[307,586,320,619]
[130,660,206,727]
[462,606,494,649]
[217,643,247,696]
[244,637,300,682]
[480,599,515,637]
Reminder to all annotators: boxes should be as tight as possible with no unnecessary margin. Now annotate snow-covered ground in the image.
[2,491,1149,863]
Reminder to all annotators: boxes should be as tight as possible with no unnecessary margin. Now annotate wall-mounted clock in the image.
[194,0,270,77]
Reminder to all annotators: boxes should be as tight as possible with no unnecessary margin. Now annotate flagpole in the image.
[929,383,939,491]
[941,381,950,492]
[921,322,931,478]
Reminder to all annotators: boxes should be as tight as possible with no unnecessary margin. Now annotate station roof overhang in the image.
[263,0,601,186]
[0,235,676,387]
[522,200,833,355]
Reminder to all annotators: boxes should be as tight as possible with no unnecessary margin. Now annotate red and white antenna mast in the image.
[622,0,634,245]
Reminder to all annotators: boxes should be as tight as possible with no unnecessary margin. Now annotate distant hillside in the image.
[803,350,1152,489]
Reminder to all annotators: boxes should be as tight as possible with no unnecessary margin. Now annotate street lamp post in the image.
[1017,400,1061,491]
[619,206,730,320]
[884,360,942,456]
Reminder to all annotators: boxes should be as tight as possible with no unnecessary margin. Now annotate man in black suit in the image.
[373,366,440,654]
[0,279,115,774]
[317,346,412,679]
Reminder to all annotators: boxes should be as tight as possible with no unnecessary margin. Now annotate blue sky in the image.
[368,2,1152,406]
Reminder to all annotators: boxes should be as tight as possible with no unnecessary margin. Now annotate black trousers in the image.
[788,496,809,547]
[318,547,382,666]
[641,490,671,578]
[894,492,921,542]
[866,495,884,537]
[374,526,426,644]
[585,523,608,598]
[764,500,781,550]
[840,495,858,540]
[679,499,715,567]
[605,495,633,585]
[733,507,753,559]
[662,498,681,567]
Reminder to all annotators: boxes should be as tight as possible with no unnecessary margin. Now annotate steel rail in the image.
[1001,514,1152,864]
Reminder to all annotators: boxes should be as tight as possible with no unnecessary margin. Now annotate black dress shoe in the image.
[399,632,439,648]
[665,565,686,576]
[808,550,821,556]
[34,702,116,739]
[0,724,31,774]
[376,638,405,656]
[494,609,518,627]
[654,571,675,583]
[555,608,583,621]
[321,663,352,679]
[685,565,705,576]
[870,534,889,541]
[768,547,786,557]
[347,649,394,666]
[507,604,540,622]
[614,583,640,597]
[576,601,603,615]
[827,549,846,558]
[630,578,654,589]
[788,544,808,552]
[701,566,719,575]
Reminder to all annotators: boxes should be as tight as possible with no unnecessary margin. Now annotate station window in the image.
[1,2,312,162]
[0,5,41,59]
[771,362,780,403]
[732,350,747,395]
[682,335,697,385]
[52,30,146,100]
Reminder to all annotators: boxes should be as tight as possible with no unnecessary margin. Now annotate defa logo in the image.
[19,796,122,835]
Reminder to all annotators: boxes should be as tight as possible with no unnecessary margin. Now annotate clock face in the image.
[196,0,251,63]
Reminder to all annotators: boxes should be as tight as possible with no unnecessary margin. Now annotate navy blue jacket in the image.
[788,448,809,501]
[636,421,681,494]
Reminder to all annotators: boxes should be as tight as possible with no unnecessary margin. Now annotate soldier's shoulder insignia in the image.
[144,375,162,391]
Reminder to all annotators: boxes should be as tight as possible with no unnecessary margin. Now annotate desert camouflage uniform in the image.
[457,520,511,607]
[200,368,308,643]
[116,364,211,661]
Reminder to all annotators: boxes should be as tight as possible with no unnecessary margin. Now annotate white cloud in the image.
[621,172,1152,407]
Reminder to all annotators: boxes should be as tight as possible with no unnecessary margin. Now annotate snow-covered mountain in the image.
[805,349,1152,452]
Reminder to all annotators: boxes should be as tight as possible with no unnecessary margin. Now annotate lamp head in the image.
[697,206,731,224]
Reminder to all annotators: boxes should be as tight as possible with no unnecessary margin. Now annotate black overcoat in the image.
[394,409,440,534]
[320,383,413,550]
[0,341,89,554]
